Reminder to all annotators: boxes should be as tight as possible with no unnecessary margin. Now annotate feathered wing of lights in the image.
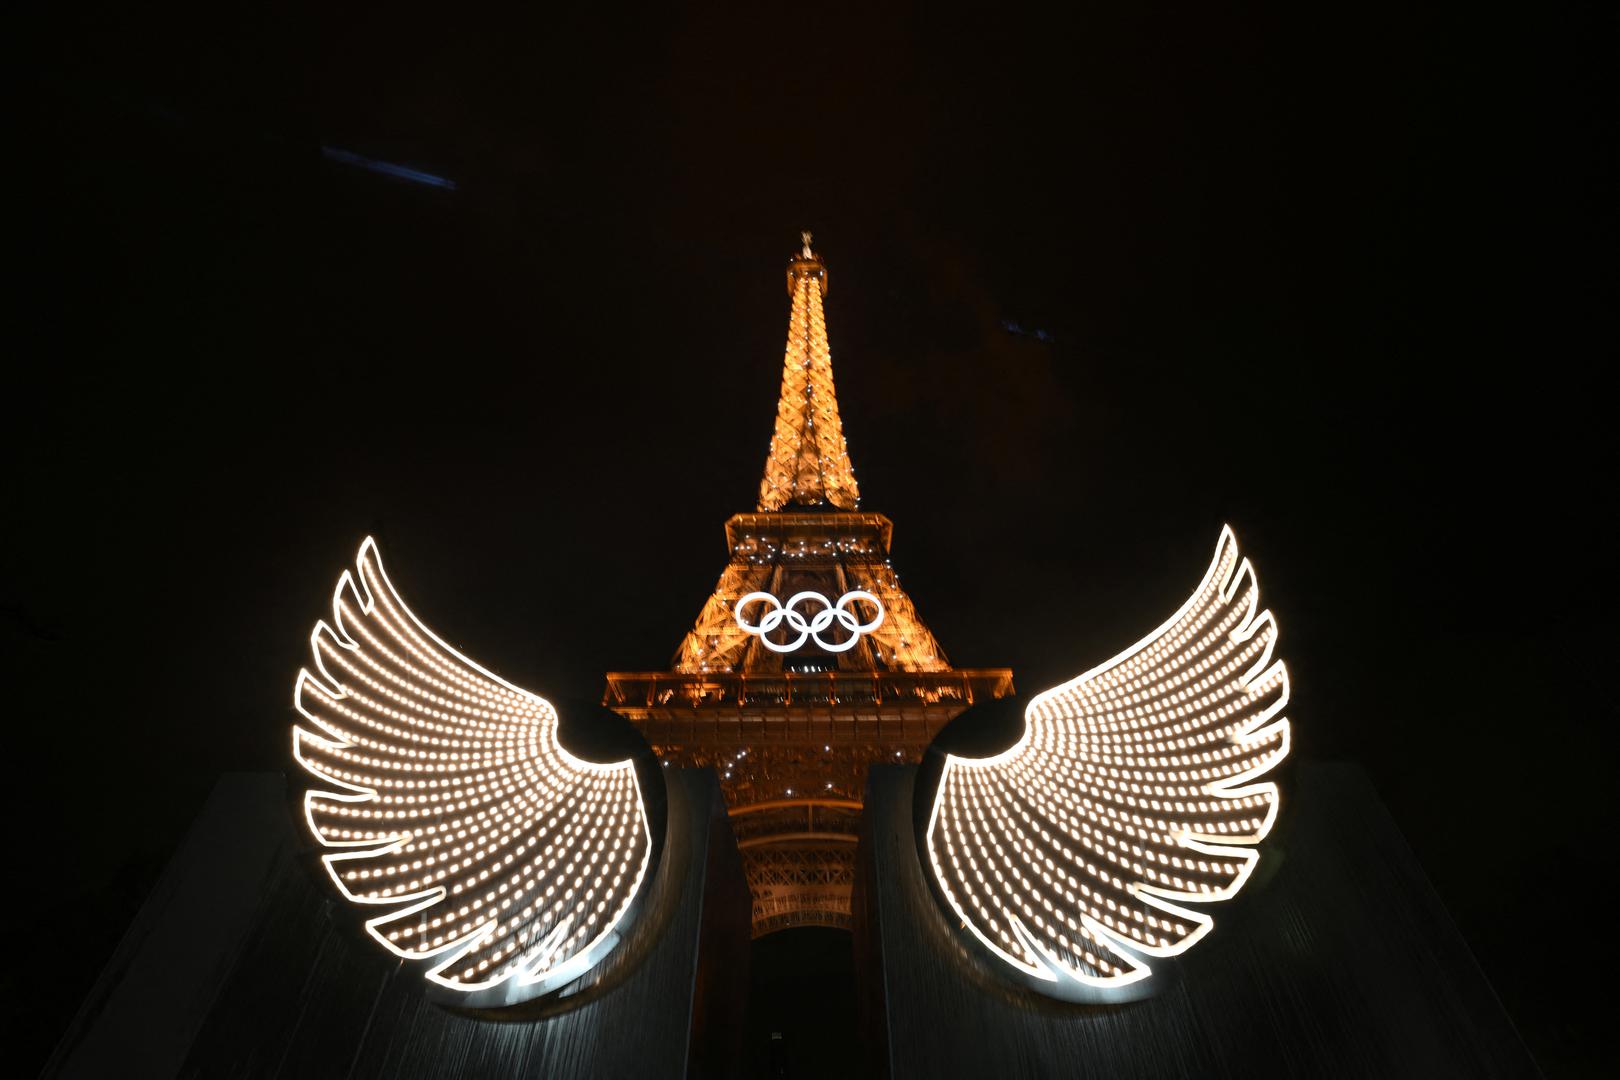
[925,526,1290,994]
[291,539,652,1000]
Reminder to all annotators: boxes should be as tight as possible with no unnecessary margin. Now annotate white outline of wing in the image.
[291,537,653,997]
[925,525,1291,993]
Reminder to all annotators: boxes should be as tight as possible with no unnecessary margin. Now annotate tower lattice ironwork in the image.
[604,235,1014,937]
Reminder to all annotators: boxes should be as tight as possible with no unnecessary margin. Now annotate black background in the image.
[10,1,1611,1074]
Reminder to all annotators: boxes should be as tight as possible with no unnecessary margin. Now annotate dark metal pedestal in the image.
[47,768,750,1079]
[854,762,1538,1079]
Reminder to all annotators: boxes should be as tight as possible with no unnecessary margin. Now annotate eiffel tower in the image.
[604,233,1014,937]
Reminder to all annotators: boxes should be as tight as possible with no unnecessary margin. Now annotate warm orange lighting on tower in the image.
[758,231,861,512]
[605,235,1014,936]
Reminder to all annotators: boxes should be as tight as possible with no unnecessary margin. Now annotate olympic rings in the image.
[733,590,885,653]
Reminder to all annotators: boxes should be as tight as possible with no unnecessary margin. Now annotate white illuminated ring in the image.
[734,590,884,653]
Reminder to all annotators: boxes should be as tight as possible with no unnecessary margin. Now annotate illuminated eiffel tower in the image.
[604,234,1014,936]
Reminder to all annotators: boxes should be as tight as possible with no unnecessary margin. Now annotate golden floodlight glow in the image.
[758,235,860,512]
[925,526,1291,994]
[291,538,652,999]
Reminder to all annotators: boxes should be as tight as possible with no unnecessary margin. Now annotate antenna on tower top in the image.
[801,230,814,257]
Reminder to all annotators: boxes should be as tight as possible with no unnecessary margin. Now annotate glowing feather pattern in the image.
[292,539,651,999]
[925,527,1290,993]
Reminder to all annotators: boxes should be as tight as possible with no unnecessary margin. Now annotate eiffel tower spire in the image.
[758,231,860,512]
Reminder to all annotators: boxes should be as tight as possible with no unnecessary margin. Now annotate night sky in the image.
[12,2,1611,1073]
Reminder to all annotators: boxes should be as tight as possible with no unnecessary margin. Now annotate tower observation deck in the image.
[604,234,1014,936]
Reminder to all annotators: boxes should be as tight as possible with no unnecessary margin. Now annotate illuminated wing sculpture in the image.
[292,538,653,1004]
[925,526,1290,998]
